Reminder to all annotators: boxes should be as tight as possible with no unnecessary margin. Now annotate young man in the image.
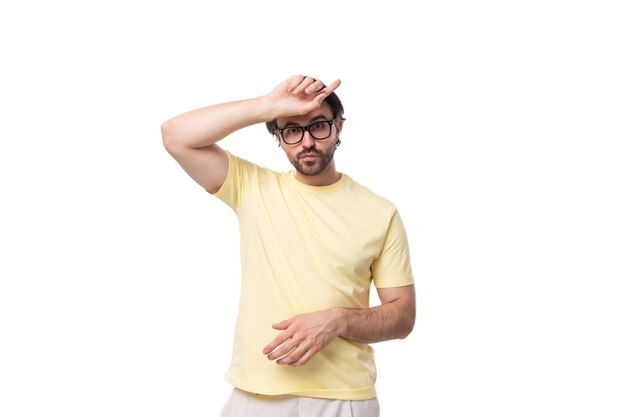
[161,75,415,417]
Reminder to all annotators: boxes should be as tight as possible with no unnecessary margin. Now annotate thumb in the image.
[313,92,329,107]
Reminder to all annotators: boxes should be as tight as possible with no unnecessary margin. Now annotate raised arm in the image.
[161,76,341,193]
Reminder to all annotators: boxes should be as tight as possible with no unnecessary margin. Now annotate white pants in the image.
[220,387,381,417]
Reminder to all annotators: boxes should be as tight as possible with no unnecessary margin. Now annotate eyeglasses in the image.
[276,120,335,145]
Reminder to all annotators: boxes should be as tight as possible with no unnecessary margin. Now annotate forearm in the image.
[161,96,275,149]
[333,300,415,344]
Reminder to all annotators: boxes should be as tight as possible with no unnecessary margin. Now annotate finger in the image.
[287,75,305,92]
[277,340,312,365]
[267,338,298,361]
[263,331,292,355]
[313,92,329,107]
[289,344,321,367]
[319,78,341,95]
[292,76,317,95]
[311,79,341,107]
[272,319,291,330]
[305,79,325,94]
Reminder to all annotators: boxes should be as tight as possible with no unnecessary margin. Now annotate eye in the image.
[287,127,301,135]
[310,122,324,131]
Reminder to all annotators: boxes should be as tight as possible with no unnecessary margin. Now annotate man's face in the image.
[275,103,342,177]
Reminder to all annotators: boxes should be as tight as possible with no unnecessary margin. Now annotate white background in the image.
[1,1,625,416]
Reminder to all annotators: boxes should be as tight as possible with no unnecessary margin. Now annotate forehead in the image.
[276,102,333,127]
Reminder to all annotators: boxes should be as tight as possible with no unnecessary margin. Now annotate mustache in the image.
[297,148,321,159]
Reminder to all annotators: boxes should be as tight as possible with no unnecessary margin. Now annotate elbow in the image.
[399,325,414,340]
[160,119,178,150]
[399,311,416,340]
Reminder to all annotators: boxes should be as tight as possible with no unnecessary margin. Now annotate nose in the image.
[300,130,316,147]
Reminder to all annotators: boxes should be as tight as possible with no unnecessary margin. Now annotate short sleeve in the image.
[371,209,414,288]
[210,151,257,212]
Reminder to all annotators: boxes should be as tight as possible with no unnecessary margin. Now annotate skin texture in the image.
[275,102,343,186]
[162,75,416,368]
[263,285,415,367]
[161,75,342,192]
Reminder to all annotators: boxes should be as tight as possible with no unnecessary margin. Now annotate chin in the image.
[291,153,334,177]
[296,164,323,176]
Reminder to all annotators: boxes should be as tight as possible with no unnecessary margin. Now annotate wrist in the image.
[330,307,348,337]
[254,95,280,122]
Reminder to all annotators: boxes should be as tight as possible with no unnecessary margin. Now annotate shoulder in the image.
[225,151,279,178]
[344,174,399,216]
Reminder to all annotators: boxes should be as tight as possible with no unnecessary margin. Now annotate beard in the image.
[289,145,336,177]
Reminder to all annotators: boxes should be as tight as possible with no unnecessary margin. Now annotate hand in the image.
[262,309,341,367]
[263,75,341,120]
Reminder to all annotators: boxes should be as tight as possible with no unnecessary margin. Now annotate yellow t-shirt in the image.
[210,151,414,400]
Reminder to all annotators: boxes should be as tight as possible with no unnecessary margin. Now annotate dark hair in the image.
[265,91,345,135]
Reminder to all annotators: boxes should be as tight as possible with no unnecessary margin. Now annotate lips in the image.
[299,152,319,160]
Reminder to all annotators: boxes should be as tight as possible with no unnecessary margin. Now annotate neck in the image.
[294,160,341,186]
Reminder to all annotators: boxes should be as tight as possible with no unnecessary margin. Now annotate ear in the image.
[335,119,344,136]
[274,132,282,148]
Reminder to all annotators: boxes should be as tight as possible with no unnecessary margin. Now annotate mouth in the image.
[299,153,319,161]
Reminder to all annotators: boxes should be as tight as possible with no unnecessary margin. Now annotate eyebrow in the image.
[281,115,332,128]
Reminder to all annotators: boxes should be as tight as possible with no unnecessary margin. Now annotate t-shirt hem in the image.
[225,374,377,400]
[374,276,415,288]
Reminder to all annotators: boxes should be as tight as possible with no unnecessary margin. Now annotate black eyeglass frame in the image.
[276,120,336,145]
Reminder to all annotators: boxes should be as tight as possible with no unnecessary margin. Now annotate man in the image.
[161,75,415,417]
